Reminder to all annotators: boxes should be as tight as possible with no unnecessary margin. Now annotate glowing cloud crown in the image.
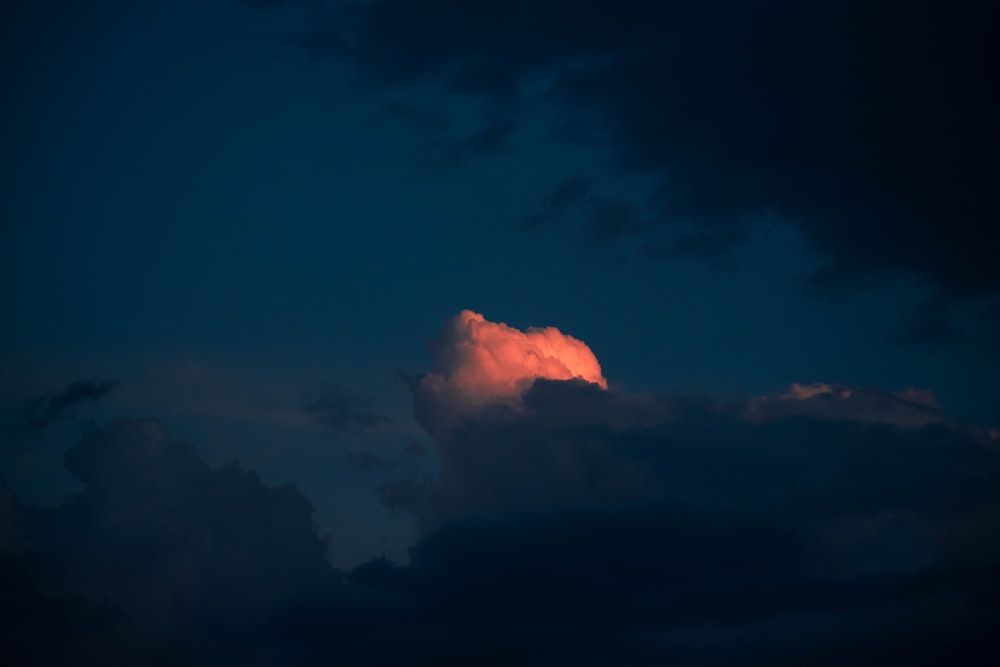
[420,310,607,408]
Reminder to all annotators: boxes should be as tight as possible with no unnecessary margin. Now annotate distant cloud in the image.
[14,380,115,433]
[271,0,1000,304]
[368,102,449,132]
[745,382,948,427]
[519,175,591,229]
[586,198,645,246]
[888,313,972,347]
[304,386,390,434]
[24,419,334,632]
[445,120,515,163]
[341,450,397,472]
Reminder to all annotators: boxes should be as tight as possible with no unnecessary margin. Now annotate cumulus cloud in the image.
[396,314,997,530]
[5,376,999,664]
[416,310,606,435]
[21,420,335,633]
[394,377,998,528]
[5,315,998,664]
[745,382,949,427]
[363,344,1000,663]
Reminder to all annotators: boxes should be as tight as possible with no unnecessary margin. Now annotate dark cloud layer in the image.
[14,380,116,433]
[17,421,333,628]
[4,375,1000,664]
[276,0,998,301]
[446,119,516,163]
[303,386,389,434]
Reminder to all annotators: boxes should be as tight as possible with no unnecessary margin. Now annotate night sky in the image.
[2,1,999,665]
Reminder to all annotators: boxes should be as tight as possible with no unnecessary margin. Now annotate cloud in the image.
[5,383,999,664]
[303,386,390,434]
[0,475,14,550]
[5,318,998,663]
[14,380,115,433]
[519,175,592,229]
[279,508,1000,666]
[445,119,515,162]
[888,314,972,347]
[586,198,645,246]
[745,383,949,427]
[369,101,449,132]
[395,377,999,529]
[362,344,1000,663]
[274,0,1000,302]
[415,310,607,435]
[22,419,335,632]
[341,450,397,472]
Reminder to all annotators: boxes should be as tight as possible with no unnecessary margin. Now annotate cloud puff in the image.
[416,310,606,434]
[745,382,948,427]
[14,380,116,433]
[303,386,390,434]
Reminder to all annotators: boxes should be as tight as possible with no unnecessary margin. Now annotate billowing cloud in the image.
[21,420,334,632]
[396,314,996,527]
[370,365,1000,664]
[4,382,999,664]
[417,310,606,433]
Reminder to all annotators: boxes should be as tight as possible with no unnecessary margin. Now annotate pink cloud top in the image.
[421,310,607,409]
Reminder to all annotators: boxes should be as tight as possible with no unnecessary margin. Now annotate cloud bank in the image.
[4,315,999,665]
[265,0,1000,306]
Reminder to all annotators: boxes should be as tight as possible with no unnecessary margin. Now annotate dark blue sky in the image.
[2,2,999,664]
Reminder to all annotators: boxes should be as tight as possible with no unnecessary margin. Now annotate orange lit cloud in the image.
[746,382,947,428]
[420,310,607,412]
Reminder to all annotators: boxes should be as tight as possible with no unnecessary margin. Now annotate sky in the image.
[2,1,999,665]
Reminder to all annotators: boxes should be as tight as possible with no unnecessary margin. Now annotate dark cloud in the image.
[303,386,389,434]
[369,101,449,132]
[745,383,949,428]
[352,374,1000,663]
[519,175,591,229]
[888,314,971,347]
[239,0,319,8]
[641,223,751,260]
[21,420,335,632]
[399,378,999,529]
[278,0,999,302]
[402,442,426,457]
[14,380,116,433]
[341,450,396,472]
[586,198,645,246]
[0,476,14,550]
[445,119,515,163]
[5,384,1000,664]
[275,510,1000,666]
